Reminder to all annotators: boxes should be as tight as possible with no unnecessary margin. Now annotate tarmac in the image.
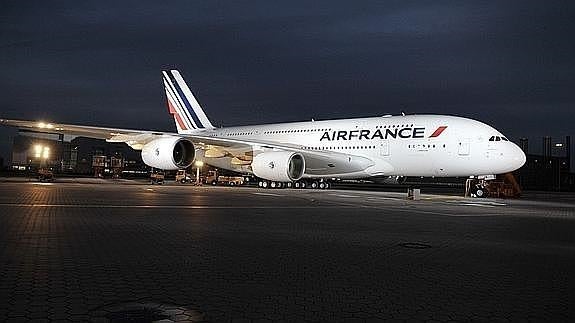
[0,180,574,322]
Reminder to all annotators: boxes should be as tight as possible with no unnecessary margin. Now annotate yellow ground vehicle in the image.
[206,170,244,186]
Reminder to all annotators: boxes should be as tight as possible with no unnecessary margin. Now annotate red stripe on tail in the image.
[167,99,177,114]
[167,99,187,130]
[173,112,187,130]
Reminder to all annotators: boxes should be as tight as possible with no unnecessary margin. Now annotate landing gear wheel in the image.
[286,182,293,188]
[311,181,318,189]
[319,182,326,189]
[472,185,488,198]
[262,181,269,188]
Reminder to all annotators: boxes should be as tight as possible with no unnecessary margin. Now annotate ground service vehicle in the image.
[206,170,243,186]
[150,171,165,185]
[37,168,53,182]
[175,170,193,183]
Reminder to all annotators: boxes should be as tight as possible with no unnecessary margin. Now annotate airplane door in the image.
[458,138,470,156]
[380,140,389,156]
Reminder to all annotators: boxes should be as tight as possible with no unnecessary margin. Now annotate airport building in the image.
[10,130,65,171]
[517,136,573,191]
[9,130,147,176]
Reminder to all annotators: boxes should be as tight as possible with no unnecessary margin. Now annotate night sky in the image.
[1,1,574,163]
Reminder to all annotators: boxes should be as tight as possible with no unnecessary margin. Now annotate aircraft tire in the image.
[473,185,488,198]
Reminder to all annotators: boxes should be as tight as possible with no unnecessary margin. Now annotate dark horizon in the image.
[2,1,574,164]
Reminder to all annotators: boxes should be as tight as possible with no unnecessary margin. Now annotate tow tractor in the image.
[465,173,522,198]
[175,169,193,184]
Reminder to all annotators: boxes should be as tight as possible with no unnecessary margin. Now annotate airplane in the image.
[0,69,526,193]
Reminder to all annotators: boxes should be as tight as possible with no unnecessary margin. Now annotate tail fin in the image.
[162,70,215,133]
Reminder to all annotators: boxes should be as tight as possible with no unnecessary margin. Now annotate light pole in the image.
[554,143,564,191]
[195,160,204,184]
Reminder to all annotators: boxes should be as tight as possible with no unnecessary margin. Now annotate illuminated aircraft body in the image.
[1,70,526,188]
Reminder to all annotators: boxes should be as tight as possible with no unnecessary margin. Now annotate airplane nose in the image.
[510,143,527,171]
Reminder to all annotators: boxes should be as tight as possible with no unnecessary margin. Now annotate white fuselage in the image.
[198,115,526,179]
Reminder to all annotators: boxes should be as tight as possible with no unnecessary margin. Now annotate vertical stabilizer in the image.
[162,70,214,133]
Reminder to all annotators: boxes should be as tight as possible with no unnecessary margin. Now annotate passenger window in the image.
[502,137,509,141]
[489,136,495,141]
[496,136,501,141]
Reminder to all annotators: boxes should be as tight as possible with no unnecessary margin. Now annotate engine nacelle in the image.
[251,151,305,182]
[141,137,195,170]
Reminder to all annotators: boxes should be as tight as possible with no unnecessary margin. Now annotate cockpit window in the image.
[489,135,509,142]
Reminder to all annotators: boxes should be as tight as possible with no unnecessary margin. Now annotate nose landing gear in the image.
[465,173,522,198]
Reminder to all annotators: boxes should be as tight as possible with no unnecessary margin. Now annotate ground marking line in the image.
[366,197,403,201]
[329,194,361,198]
[325,201,497,217]
[0,204,353,209]
[252,192,282,197]
[460,203,496,208]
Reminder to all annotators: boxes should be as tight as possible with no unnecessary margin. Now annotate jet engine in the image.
[251,151,305,182]
[141,137,195,170]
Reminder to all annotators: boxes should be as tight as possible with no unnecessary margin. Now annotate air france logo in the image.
[319,126,447,141]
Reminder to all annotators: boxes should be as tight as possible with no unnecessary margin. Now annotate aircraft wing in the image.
[0,118,383,177]
[0,118,184,151]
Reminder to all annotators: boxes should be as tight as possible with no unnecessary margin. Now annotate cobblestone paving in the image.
[0,182,573,322]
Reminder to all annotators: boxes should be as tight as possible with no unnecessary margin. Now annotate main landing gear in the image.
[258,180,331,190]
